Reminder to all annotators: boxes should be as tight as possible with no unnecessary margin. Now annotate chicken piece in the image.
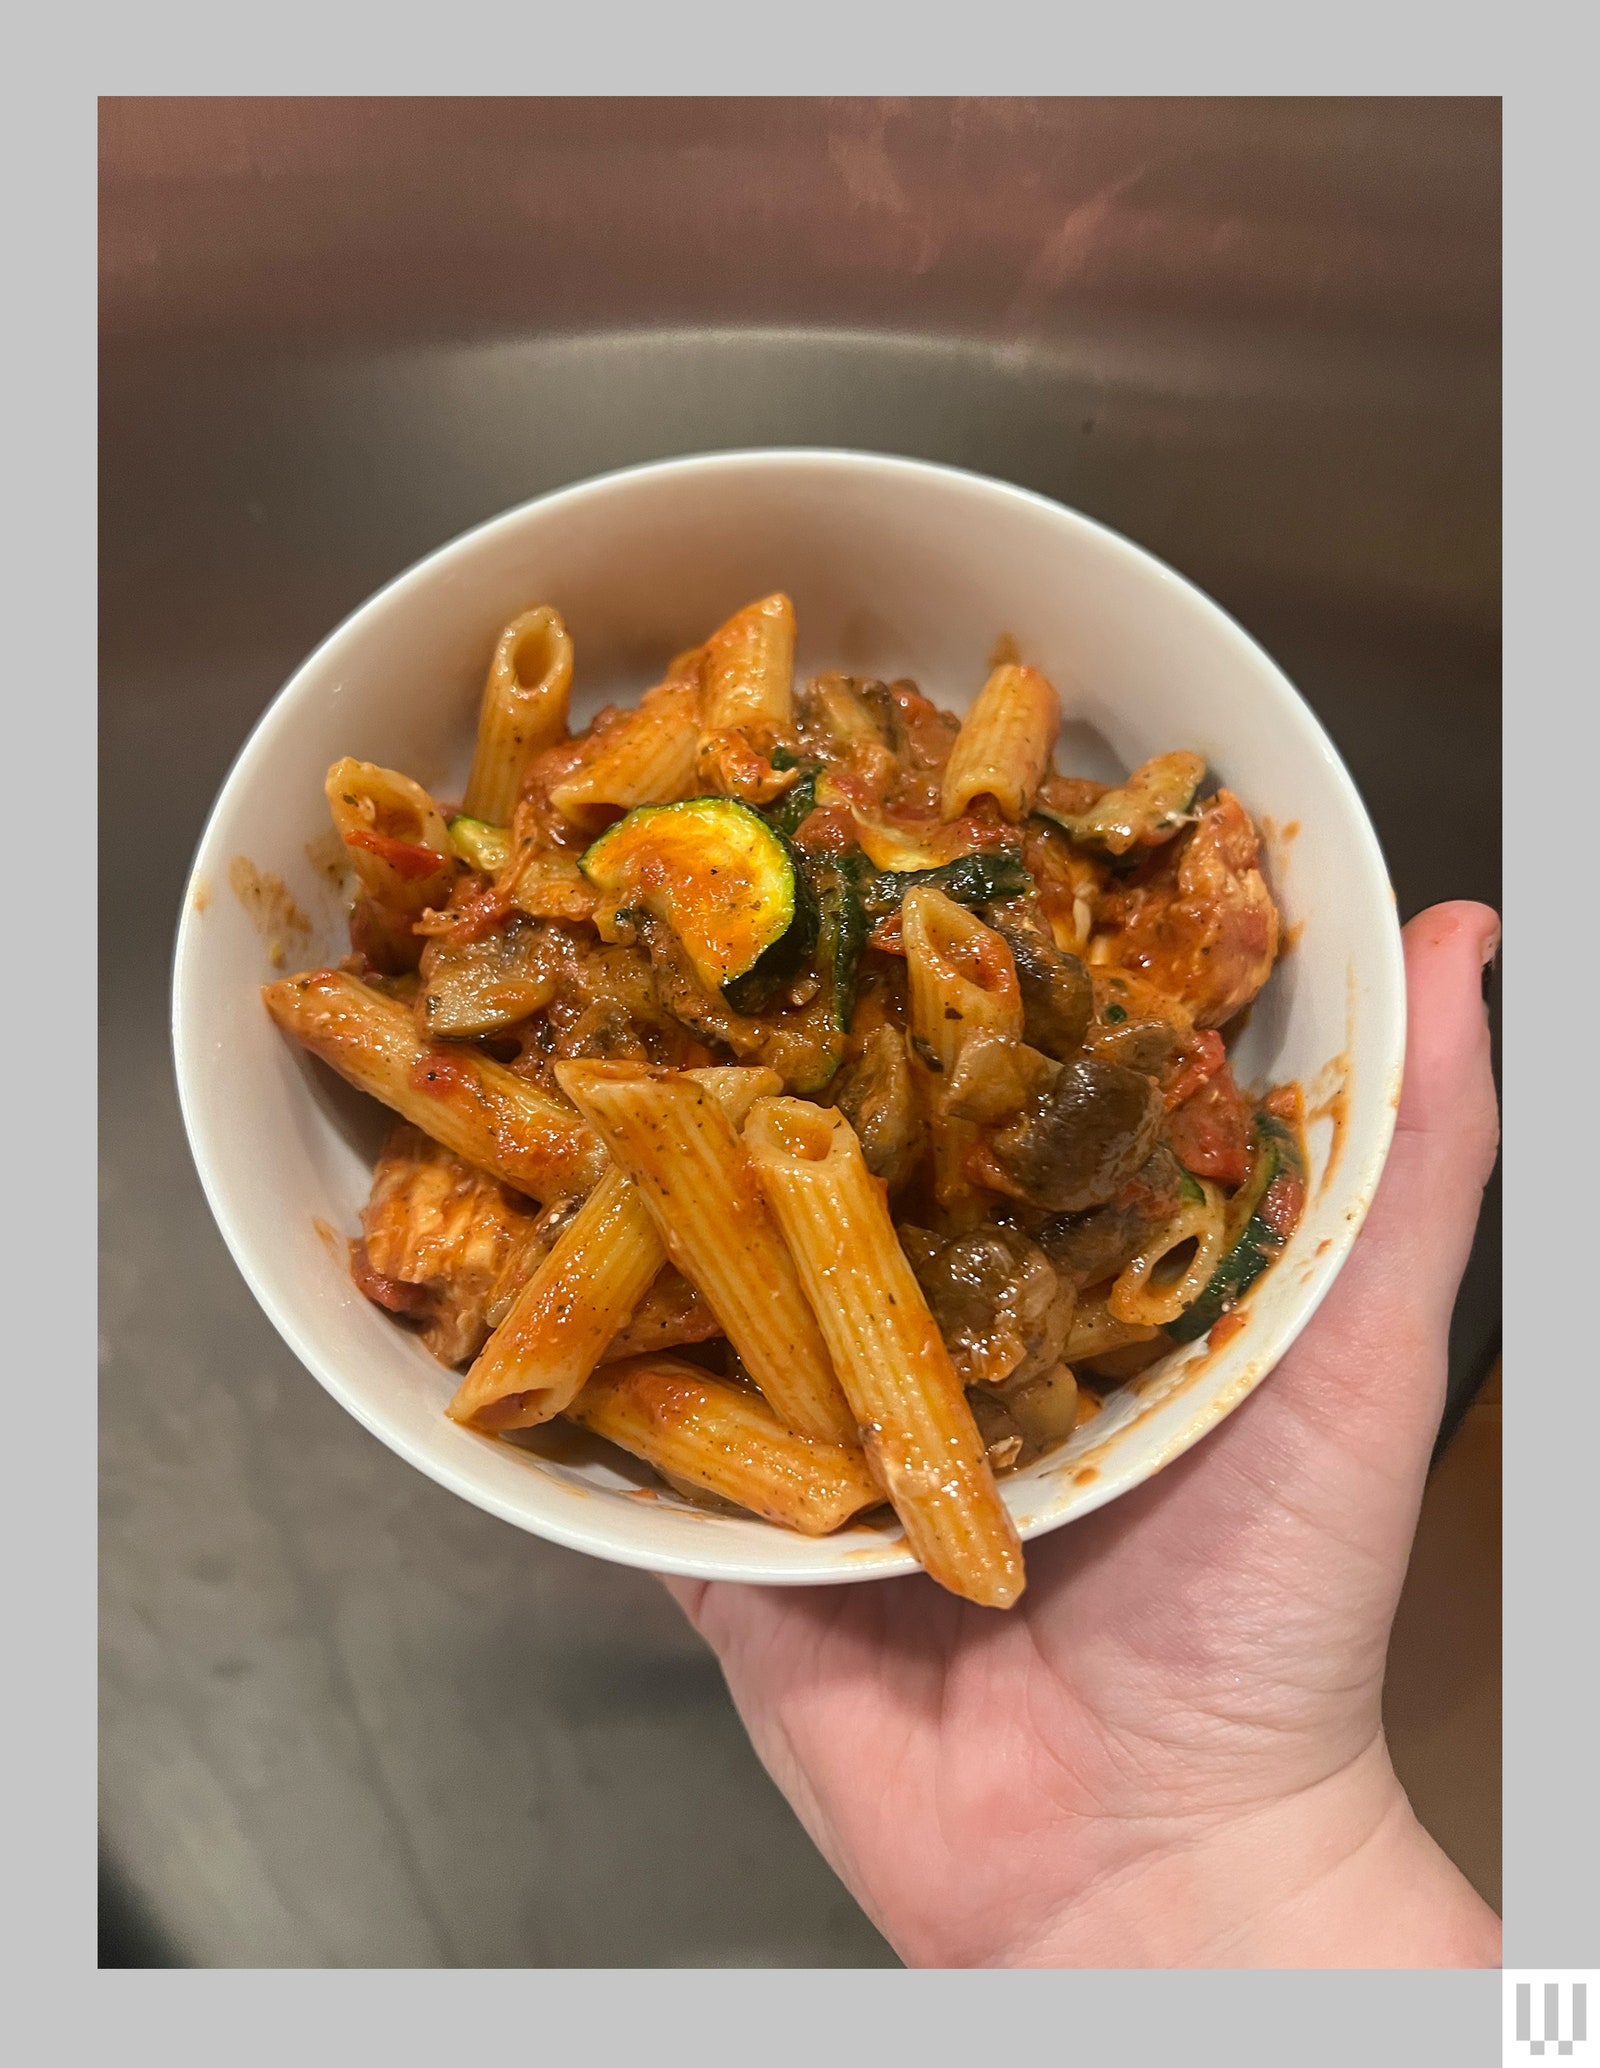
[1096,789,1280,1028]
[603,1268,722,1360]
[355,1125,571,1365]
[693,726,803,806]
[900,1224,1074,1387]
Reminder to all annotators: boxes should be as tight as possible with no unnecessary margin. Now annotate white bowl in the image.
[173,450,1404,1587]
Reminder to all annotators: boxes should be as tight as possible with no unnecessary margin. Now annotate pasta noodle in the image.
[548,679,702,831]
[569,1356,882,1536]
[263,969,606,1200]
[744,1097,1025,1608]
[901,886,1029,1208]
[1108,1179,1228,1328]
[698,592,796,733]
[939,663,1060,820]
[555,1062,859,1450]
[324,759,456,922]
[448,1065,780,1433]
[448,1166,660,1431]
[461,606,575,826]
[1063,1289,1162,1363]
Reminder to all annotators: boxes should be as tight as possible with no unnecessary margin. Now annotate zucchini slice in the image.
[808,856,869,1032]
[446,814,513,875]
[856,849,1031,920]
[1165,1111,1304,1343]
[580,797,812,1001]
[1035,752,1206,856]
[761,757,821,840]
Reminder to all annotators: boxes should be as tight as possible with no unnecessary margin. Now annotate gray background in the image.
[99,97,1500,1968]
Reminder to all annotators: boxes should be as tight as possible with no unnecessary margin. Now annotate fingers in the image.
[657,1571,706,1621]
[1393,901,1499,1162]
[1378,900,1501,1323]
[1267,900,1499,1459]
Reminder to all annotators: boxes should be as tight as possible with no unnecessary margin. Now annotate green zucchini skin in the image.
[1165,1113,1303,1344]
[446,814,512,874]
[582,797,807,1003]
[856,849,1031,919]
[720,832,819,1014]
[1032,752,1206,854]
[810,857,869,1032]
[761,753,822,840]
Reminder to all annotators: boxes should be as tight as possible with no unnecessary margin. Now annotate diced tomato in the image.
[868,910,905,955]
[1262,1082,1305,1128]
[349,1239,432,1316]
[343,828,447,881]
[1164,1028,1227,1109]
[440,882,514,943]
[1167,1064,1252,1187]
[1259,1170,1306,1241]
[1037,772,1108,817]
[792,807,857,854]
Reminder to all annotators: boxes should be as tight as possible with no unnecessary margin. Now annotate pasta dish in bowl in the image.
[173,451,1404,1604]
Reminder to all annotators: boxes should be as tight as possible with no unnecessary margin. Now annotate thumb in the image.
[1271,899,1500,1458]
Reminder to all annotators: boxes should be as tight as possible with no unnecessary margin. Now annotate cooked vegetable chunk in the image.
[581,797,810,999]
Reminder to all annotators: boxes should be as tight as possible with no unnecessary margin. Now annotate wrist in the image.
[987,1740,1501,1970]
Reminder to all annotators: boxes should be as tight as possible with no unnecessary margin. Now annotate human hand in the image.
[661,902,1502,1969]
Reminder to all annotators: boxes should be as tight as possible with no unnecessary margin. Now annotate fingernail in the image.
[1481,925,1500,1002]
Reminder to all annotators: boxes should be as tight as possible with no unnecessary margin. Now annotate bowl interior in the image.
[174,451,1404,1585]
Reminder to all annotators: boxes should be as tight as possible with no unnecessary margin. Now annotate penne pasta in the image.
[263,969,606,1201]
[555,1062,859,1450]
[902,886,1025,1068]
[1108,1179,1228,1328]
[325,758,456,921]
[698,592,796,733]
[448,1166,661,1430]
[548,679,702,831]
[743,1097,1026,1609]
[1063,1287,1161,1362]
[901,886,1031,1207]
[449,1065,780,1433]
[461,606,575,826]
[940,663,1060,820]
[569,1356,882,1536]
